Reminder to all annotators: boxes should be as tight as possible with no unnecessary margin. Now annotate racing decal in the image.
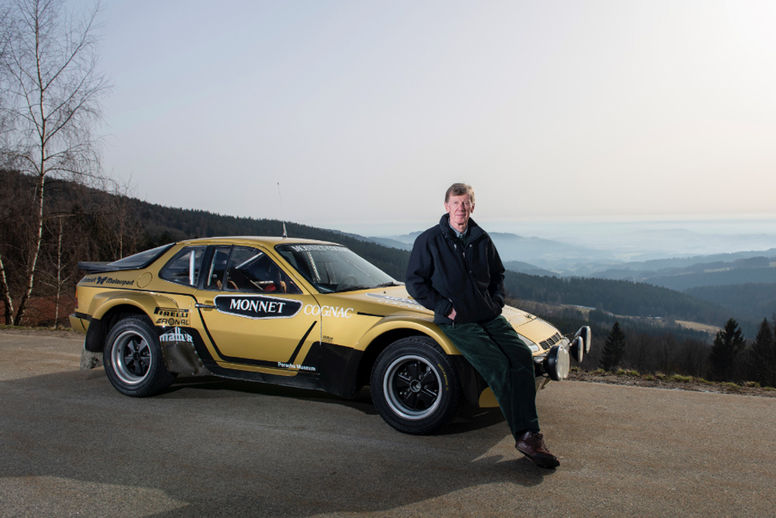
[159,327,194,344]
[286,244,341,252]
[277,361,316,372]
[81,275,134,287]
[155,306,190,326]
[158,327,208,376]
[303,304,354,319]
[366,293,424,309]
[214,295,302,319]
[285,322,317,368]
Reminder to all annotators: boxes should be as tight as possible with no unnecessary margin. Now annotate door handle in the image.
[195,303,216,310]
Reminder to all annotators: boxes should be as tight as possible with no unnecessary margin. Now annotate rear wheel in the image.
[370,336,460,434]
[103,316,174,397]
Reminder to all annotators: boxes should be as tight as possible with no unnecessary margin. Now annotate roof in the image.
[176,236,339,247]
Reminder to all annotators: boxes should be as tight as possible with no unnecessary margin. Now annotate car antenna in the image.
[277,181,288,238]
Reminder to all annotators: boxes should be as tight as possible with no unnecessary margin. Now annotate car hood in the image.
[327,285,540,328]
[322,285,431,318]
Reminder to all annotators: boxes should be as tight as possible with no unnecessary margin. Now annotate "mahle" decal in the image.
[159,327,194,343]
[215,295,302,319]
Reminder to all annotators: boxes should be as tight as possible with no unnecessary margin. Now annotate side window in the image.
[203,246,231,290]
[224,246,300,294]
[159,246,206,287]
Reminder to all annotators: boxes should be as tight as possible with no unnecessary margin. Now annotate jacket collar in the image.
[438,213,484,241]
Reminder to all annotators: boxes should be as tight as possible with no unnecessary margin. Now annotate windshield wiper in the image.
[338,285,373,292]
[337,281,401,292]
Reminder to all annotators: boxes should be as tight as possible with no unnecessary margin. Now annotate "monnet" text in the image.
[230,298,286,314]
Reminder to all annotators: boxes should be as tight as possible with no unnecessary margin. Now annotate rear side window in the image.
[107,243,174,270]
[204,246,231,290]
[159,246,206,287]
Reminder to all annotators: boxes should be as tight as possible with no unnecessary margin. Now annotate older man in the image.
[406,183,559,469]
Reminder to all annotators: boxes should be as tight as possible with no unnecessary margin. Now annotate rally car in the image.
[70,236,590,434]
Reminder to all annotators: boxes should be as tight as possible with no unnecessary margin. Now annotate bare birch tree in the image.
[0,7,15,322]
[0,0,107,324]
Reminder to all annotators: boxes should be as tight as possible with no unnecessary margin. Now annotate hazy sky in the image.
[90,0,776,234]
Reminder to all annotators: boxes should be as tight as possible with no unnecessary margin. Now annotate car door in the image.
[194,245,321,370]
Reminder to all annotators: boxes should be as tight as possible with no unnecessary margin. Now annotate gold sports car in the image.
[71,236,590,434]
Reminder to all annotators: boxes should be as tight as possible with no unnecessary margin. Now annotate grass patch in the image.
[669,374,693,383]
[721,382,743,393]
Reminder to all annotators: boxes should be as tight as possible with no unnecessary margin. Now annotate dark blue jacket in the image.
[406,214,506,324]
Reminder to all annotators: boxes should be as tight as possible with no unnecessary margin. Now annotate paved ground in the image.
[2,328,776,517]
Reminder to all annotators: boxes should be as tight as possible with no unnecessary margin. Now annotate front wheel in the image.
[370,336,460,434]
[103,316,174,397]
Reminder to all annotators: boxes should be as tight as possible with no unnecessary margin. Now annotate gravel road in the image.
[1,328,775,517]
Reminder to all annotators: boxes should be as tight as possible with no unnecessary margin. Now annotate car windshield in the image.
[276,243,399,293]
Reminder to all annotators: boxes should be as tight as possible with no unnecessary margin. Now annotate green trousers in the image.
[440,315,539,438]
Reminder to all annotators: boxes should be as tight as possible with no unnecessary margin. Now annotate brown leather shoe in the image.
[515,431,560,469]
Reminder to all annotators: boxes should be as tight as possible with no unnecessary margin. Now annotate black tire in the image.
[370,336,460,435]
[103,315,174,397]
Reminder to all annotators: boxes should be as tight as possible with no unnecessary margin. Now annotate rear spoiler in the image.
[77,243,175,274]
[77,262,130,274]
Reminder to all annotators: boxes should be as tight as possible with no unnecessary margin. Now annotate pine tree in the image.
[709,318,746,381]
[748,319,776,387]
[600,322,626,372]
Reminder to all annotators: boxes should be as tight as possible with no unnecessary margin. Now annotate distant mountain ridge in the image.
[364,225,775,325]
[367,231,615,273]
[368,229,776,286]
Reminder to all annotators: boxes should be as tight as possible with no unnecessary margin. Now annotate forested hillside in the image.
[0,170,407,279]
[687,283,776,323]
[502,272,729,326]
[114,199,411,280]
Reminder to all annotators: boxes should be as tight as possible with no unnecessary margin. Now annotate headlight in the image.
[517,334,541,354]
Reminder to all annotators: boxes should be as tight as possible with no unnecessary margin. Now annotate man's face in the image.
[444,193,474,231]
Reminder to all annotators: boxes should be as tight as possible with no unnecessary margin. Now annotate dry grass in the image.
[569,368,776,398]
[674,319,720,335]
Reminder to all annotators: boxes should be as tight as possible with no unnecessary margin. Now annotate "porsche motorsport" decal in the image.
[81,275,134,287]
[214,295,302,319]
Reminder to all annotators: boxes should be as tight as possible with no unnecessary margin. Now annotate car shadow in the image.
[163,376,508,433]
[2,368,555,517]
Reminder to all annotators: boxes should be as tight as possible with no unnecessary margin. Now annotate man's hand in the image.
[447,308,456,320]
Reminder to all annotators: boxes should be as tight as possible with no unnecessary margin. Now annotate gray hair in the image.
[444,183,475,204]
